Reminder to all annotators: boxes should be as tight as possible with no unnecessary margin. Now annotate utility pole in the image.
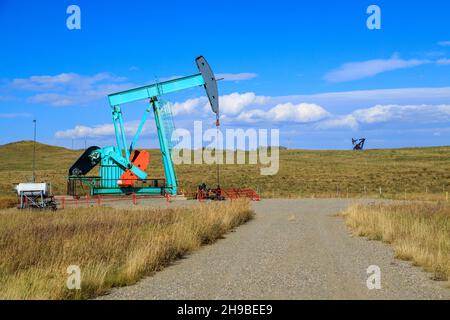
[32,119,36,183]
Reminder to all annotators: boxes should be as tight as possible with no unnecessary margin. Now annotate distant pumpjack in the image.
[352,138,366,150]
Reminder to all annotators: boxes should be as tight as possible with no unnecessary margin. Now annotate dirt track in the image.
[99,199,449,300]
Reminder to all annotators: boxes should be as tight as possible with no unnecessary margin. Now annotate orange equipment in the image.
[118,150,150,187]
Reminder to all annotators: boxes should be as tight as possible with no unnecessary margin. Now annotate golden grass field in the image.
[341,202,449,284]
[1,141,449,297]
[2,140,450,205]
[0,199,253,299]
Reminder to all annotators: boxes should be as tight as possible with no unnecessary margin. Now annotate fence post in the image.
[446,192,448,202]
[97,195,101,207]
[86,195,89,207]
[61,197,65,210]
[379,187,382,198]
[132,193,137,205]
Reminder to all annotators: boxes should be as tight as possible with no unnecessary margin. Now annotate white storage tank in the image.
[15,183,49,196]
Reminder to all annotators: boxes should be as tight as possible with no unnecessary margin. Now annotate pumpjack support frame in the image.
[67,56,219,196]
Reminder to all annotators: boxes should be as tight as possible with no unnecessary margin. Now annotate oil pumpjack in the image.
[67,56,219,197]
[352,138,366,151]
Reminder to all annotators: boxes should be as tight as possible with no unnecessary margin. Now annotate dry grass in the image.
[0,199,254,299]
[0,195,17,209]
[341,202,450,283]
[3,141,450,203]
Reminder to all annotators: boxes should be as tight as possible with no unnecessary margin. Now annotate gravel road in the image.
[99,199,449,300]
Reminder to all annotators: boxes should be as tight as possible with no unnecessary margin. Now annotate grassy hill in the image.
[2,140,450,200]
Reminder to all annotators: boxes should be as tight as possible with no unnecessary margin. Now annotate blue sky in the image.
[0,0,450,149]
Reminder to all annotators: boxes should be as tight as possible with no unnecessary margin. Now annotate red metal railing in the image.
[224,188,261,201]
[55,187,260,209]
[55,193,173,209]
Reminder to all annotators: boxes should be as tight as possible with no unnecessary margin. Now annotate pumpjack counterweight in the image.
[67,56,219,197]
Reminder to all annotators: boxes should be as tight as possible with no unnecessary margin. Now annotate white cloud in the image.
[10,72,132,107]
[0,113,32,119]
[437,58,450,65]
[216,73,258,81]
[222,90,450,129]
[175,89,450,126]
[26,82,133,107]
[317,104,450,130]
[352,104,450,124]
[10,71,257,108]
[237,102,330,123]
[270,86,450,111]
[438,41,450,47]
[55,121,155,139]
[268,103,330,122]
[12,73,80,91]
[352,105,395,124]
[168,97,207,116]
[11,72,126,91]
[317,115,359,130]
[235,109,268,123]
[55,124,115,138]
[324,54,431,82]
[54,88,450,139]
[215,97,450,128]
[28,93,75,107]
[218,92,268,116]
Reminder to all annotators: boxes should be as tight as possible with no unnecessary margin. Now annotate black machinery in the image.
[352,138,366,150]
[195,183,225,201]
